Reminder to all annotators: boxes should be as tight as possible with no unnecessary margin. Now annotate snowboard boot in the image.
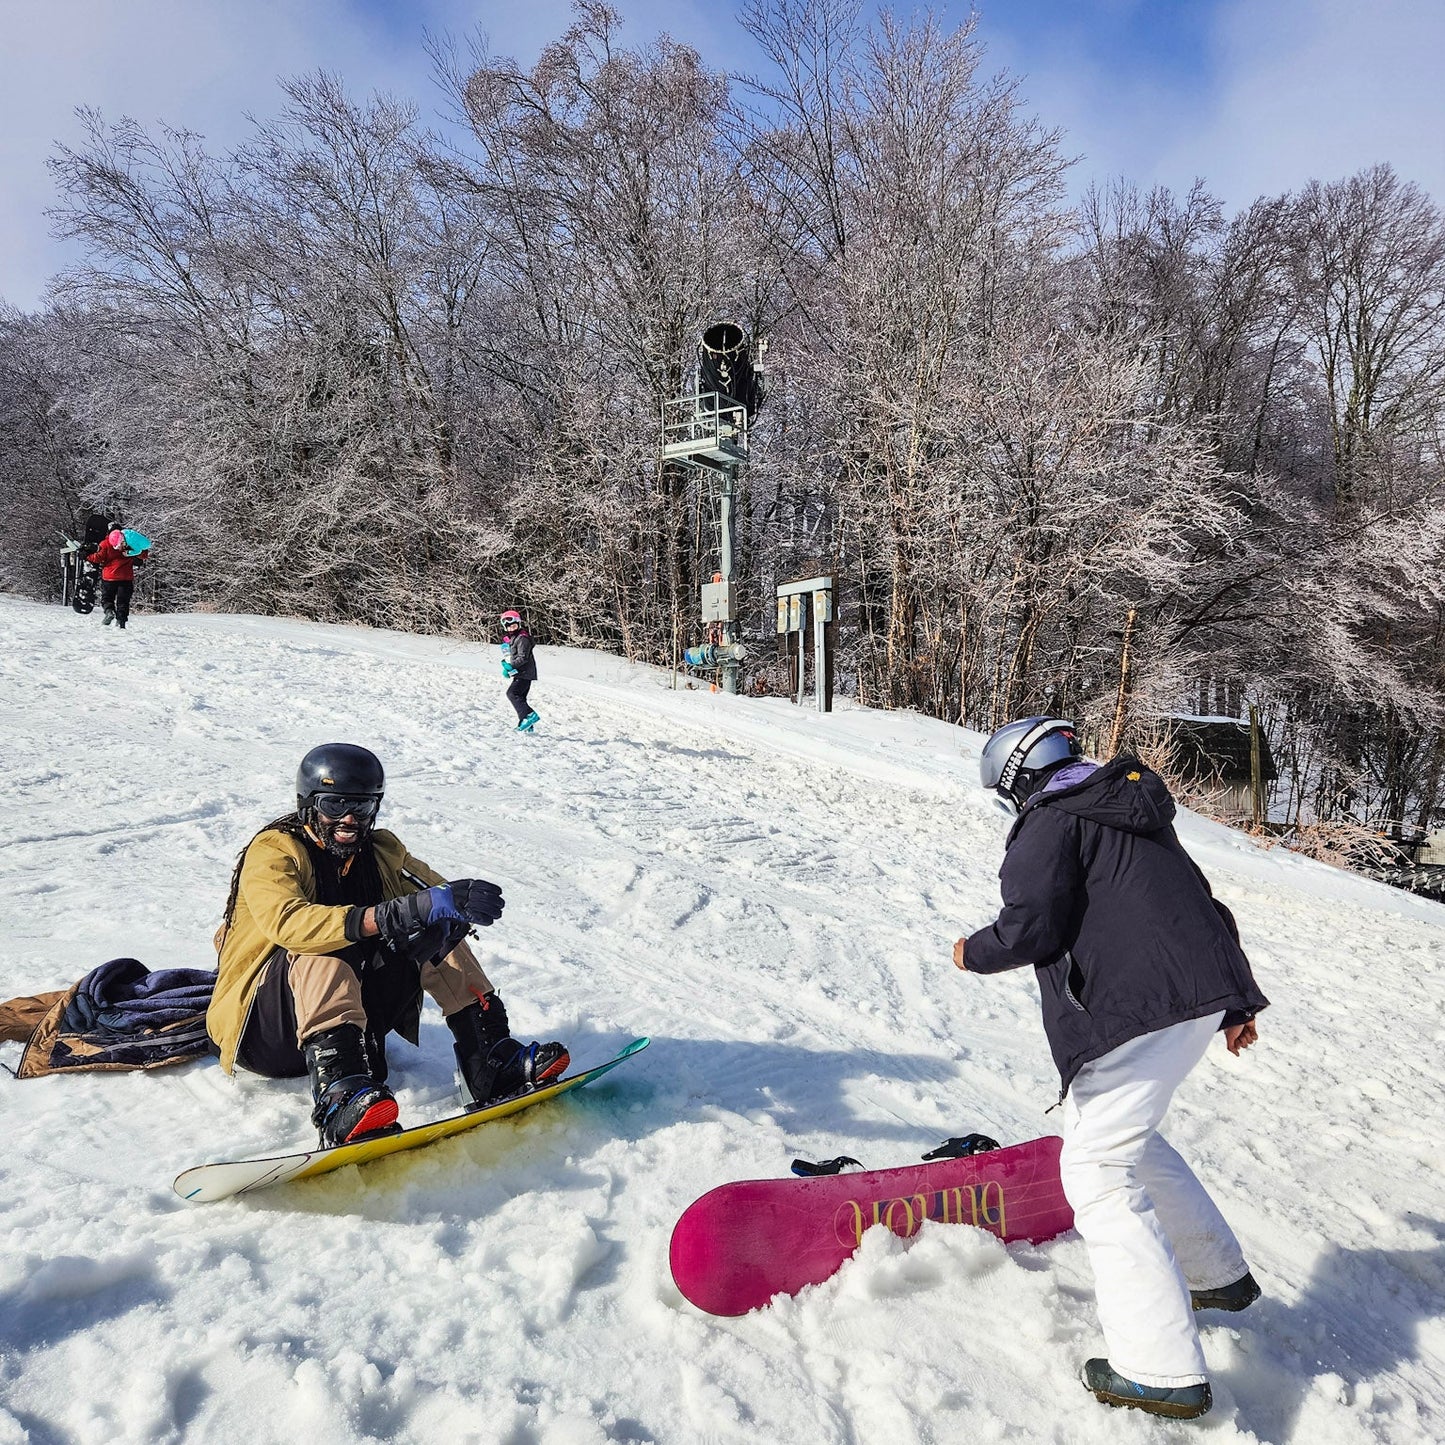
[304,1023,401,1147]
[363,1027,389,1085]
[1081,1359,1212,1420]
[1191,1270,1261,1313]
[517,710,540,732]
[447,992,569,1107]
[103,609,115,626]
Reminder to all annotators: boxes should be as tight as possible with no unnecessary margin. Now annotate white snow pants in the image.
[1060,1012,1247,1387]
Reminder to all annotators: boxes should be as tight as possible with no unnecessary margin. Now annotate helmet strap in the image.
[999,720,1052,794]
[304,806,374,859]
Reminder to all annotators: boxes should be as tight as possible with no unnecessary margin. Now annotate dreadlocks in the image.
[219,812,308,940]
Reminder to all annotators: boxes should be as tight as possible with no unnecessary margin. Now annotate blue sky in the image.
[3,0,1442,310]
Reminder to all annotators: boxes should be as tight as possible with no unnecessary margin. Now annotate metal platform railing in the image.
[661,391,749,467]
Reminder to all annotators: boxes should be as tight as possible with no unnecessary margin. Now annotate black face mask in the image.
[1010,771,1043,808]
[1012,759,1078,810]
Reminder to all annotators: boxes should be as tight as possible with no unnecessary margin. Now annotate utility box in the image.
[776,596,804,633]
[775,574,836,712]
[701,580,737,624]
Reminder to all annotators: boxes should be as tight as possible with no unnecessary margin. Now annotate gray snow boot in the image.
[1081,1359,1212,1420]
[1191,1270,1261,1313]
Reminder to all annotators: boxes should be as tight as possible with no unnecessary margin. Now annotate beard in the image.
[309,811,373,858]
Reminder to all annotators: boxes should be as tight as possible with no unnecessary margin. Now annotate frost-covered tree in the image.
[435,0,772,659]
[8,7,1445,838]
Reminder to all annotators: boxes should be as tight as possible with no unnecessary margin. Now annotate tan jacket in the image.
[207,827,444,1073]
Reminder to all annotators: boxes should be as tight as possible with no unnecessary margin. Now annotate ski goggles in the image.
[311,793,382,820]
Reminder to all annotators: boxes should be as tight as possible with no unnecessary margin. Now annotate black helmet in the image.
[979,716,1082,812]
[296,743,385,812]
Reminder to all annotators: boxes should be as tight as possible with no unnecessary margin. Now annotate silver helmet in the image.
[980,716,1082,811]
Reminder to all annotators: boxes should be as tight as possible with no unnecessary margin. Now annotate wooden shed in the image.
[1163,716,1277,819]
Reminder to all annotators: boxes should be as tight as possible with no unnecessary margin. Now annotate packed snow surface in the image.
[2,597,1443,1444]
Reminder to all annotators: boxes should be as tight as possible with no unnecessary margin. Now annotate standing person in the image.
[953,717,1268,1421]
[207,742,569,1147]
[86,528,146,629]
[500,609,540,732]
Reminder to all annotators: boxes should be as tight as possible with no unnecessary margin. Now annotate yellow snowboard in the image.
[174,1037,649,1203]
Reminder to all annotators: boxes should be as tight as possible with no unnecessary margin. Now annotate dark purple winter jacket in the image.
[507,628,538,681]
[965,755,1269,1094]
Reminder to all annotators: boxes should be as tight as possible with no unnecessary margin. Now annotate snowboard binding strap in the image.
[921,1133,1001,1160]
[792,1133,1002,1176]
[791,1156,864,1177]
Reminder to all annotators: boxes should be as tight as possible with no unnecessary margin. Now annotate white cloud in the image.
[1173,0,1445,206]
[8,0,1436,310]
[2,0,449,307]
[978,0,1442,213]
[979,34,1198,202]
[0,0,740,310]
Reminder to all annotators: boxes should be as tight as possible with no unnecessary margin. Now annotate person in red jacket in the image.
[86,528,147,629]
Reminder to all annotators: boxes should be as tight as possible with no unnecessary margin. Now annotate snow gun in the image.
[683,642,747,668]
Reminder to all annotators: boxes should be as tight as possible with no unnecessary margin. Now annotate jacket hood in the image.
[1026,755,1175,835]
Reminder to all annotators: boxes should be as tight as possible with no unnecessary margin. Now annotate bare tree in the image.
[0,304,100,596]
[1291,164,1445,506]
[436,0,770,657]
[11,10,1445,846]
[739,2,1072,713]
[45,84,486,629]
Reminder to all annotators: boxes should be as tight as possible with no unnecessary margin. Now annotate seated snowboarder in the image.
[206,742,569,1146]
[954,717,1268,1421]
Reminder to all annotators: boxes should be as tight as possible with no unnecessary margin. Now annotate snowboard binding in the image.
[793,1133,1002,1176]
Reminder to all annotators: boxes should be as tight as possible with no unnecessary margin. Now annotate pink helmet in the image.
[108,529,126,548]
[499,610,522,628]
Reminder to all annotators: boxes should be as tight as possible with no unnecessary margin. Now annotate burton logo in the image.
[834,1180,1007,1248]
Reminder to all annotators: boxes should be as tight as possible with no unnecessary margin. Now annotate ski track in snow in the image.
[2,597,1444,1445]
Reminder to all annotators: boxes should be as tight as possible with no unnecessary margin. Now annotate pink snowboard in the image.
[669,1136,1073,1316]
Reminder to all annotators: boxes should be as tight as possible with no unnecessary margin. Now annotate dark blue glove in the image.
[448,878,505,926]
[371,884,467,947]
[372,880,504,938]
[369,881,504,967]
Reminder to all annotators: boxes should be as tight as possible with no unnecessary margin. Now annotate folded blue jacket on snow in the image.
[2,957,217,1078]
[62,957,216,1034]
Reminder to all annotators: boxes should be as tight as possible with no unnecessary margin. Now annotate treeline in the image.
[3,0,1444,832]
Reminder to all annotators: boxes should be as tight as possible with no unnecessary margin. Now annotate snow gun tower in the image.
[662,323,765,695]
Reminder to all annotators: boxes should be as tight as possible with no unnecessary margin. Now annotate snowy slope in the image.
[2,596,1442,1445]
